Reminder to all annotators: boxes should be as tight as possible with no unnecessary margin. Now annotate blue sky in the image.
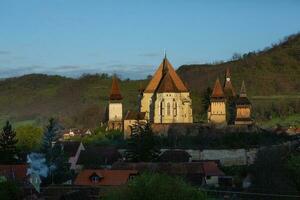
[0,0,299,79]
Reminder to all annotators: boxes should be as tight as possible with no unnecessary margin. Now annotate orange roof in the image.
[211,78,225,98]
[0,164,27,181]
[224,68,236,97]
[144,57,188,93]
[74,169,138,186]
[202,161,225,176]
[109,76,122,100]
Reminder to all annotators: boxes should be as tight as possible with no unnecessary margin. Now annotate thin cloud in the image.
[0,51,10,55]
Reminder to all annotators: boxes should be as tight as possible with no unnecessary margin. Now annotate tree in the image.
[41,118,71,184]
[286,154,300,191]
[250,146,298,197]
[0,181,22,200]
[125,122,160,162]
[41,118,61,155]
[16,125,43,151]
[104,173,207,200]
[0,121,18,163]
[201,87,212,115]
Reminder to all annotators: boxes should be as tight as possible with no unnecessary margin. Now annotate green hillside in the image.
[0,33,299,128]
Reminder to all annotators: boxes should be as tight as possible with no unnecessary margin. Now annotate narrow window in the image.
[161,101,164,116]
[173,99,177,116]
[167,103,171,116]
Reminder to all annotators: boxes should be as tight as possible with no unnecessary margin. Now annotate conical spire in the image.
[240,80,247,97]
[226,67,231,79]
[224,67,236,97]
[144,57,188,93]
[109,75,122,100]
[211,78,225,98]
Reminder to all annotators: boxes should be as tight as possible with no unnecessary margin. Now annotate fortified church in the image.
[106,56,253,137]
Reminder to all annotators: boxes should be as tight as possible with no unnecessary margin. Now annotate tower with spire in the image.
[140,56,193,123]
[208,78,227,124]
[107,75,123,131]
[223,68,236,97]
[235,81,253,125]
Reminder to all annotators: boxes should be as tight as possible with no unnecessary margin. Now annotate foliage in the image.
[103,173,207,200]
[250,146,298,197]
[201,87,212,115]
[162,130,291,149]
[0,181,22,200]
[286,154,300,191]
[70,127,126,147]
[16,124,43,151]
[0,121,18,163]
[41,118,72,184]
[41,118,61,155]
[125,122,160,162]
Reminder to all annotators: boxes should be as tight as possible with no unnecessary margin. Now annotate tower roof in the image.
[211,78,225,98]
[109,75,122,100]
[224,68,236,97]
[236,80,251,105]
[157,71,179,93]
[240,80,247,97]
[144,57,189,93]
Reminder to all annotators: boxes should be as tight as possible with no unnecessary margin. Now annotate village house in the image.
[111,161,224,186]
[74,169,138,186]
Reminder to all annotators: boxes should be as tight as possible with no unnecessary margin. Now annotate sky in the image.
[0,0,300,79]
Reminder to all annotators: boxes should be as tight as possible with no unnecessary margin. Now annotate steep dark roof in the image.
[158,150,191,162]
[124,111,146,120]
[223,68,236,97]
[144,57,189,93]
[236,81,251,105]
[211,78,225,98]
[109,76,122,100]
[77,146,121,167]
[58,141,81,157]
[112,162,204,174]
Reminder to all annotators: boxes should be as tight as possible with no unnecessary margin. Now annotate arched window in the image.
[173,99,177,116]
[167,102,171,116]
[160,101,164,116]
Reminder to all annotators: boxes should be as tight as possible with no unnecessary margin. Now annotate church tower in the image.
[107,75,123,131]
[223,68,236,97]
[208,78,227,124]
[140,56,193,124]
[235,81,253,125]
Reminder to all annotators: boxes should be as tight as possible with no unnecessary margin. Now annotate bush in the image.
[104,173,207,200]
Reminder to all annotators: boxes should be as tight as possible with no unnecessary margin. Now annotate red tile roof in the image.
[0,164,27,182]
[110,76,122,100]
[211,78,225,98]
[74,169,138,186]
[202,161,225,176]
[144,57,189,93]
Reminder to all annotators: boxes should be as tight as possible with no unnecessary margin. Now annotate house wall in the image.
[108,103,123,121]
[236,107,251,119]
[209,101,226,124]
[140,93,153,120]
[153,92,193,124]
[205,176,219,186]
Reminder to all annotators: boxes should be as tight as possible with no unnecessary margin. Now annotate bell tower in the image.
[107,75,123,131]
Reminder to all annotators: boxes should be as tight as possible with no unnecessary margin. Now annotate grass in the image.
[257,114,300,128]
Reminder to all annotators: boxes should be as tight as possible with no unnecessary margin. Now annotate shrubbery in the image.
[104,173,207,200]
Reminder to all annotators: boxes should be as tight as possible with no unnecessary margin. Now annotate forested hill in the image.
[177,33,300,96]
[0,33,299,128]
